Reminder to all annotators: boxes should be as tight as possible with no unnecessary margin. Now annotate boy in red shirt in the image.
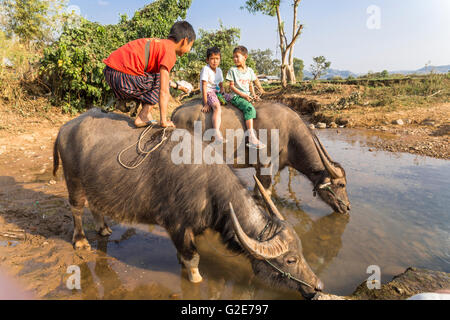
[103,21,196,128]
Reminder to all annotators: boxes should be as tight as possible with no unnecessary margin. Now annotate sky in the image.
[67,0,450,74]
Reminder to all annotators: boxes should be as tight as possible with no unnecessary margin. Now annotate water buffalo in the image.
[53,108,323,299]
[171,99,351,214]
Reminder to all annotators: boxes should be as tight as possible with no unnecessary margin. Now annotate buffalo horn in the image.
[229,203,289,260]
[312,136,343,179]
[253,175,285,221]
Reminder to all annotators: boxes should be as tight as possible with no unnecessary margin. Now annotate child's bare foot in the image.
[134,115,156,128]
[135,106,155,127]
[248,137,266,149]
[214,132,227,143]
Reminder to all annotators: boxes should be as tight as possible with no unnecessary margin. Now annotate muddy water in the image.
[55,128,449,299]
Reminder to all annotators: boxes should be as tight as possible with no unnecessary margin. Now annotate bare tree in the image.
[243,0,303,88]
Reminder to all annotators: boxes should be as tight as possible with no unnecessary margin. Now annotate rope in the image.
[117,125,168,170]
[257,221,315,289]
[263,259,314,289]
[323,185,346,207]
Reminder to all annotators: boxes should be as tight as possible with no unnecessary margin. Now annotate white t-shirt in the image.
[199,65,224,93]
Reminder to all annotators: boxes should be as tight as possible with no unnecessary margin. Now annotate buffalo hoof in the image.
[188,268,203,283]
[74,238,91,251]
[98,226,113,237]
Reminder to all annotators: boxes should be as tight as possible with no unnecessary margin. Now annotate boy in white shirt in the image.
[200,47,225,142]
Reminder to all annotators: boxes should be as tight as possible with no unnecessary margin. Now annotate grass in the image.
[261,74,449,128]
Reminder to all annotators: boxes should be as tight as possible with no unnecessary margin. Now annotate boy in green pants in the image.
[226,46,266,149]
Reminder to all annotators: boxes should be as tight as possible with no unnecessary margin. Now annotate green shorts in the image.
[230,95,256,121]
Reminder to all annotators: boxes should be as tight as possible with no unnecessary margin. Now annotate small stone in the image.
[39,168,46,174]
[43,241,49,245]
[169,293,180,299]
[422,120,436,126]
[49,180,56,185]
[394,286,404,294]
[308,124,315,130]
[22,134,35,142]
[317,122,327,129]
[392,119,404,126]
[19,147,25,151]
[330,122,338,128]
[368,148,374,152]
[40,146,46,150]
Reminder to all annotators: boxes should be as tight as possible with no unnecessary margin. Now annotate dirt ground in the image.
[264,87,449,160]
[0,94,448,299]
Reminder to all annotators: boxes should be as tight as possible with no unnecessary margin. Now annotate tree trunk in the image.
[286,58,296,84]
[280,52,288,88]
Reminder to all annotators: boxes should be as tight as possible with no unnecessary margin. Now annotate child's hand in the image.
[179,85,190,94]
[202,104,211,113]
[160,120,175,128]
[244,94,253,102]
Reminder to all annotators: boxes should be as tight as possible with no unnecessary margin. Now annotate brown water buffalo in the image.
[53,108,323,299]
[172,99,351,214]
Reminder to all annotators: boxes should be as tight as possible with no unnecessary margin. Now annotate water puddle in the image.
[51,129,450,299]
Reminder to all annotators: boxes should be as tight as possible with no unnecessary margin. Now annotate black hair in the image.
[206,47,221,59]
[233,46,248,56]
[167,21,196,43]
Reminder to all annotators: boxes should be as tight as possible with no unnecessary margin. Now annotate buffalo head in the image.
[229,177,323,299]
[312,136,351,214]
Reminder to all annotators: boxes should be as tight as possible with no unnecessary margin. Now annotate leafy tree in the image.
[1,0,67,46]
[380,70,389,78]
[249,49,280,75]
[310,56,331,80]
[243,0,304,87]
[40,0,192,112]
[293,57,304,80]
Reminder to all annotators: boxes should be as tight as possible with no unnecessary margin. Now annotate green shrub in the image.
[39,0,192,113]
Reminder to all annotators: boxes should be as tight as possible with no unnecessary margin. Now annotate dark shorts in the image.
[103,66,160,105]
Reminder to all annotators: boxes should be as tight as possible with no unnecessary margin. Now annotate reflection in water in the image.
[66,129,449,299]
[271,168,349,276]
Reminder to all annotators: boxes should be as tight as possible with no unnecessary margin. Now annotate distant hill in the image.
[391,65,450,75]
[303,68,359,80]
[303,65,450,80]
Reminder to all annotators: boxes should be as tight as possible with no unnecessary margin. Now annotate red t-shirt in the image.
[103,38,177,76]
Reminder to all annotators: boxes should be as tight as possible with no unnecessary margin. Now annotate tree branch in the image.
[276,5,286,52]
[286,24,303,52]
